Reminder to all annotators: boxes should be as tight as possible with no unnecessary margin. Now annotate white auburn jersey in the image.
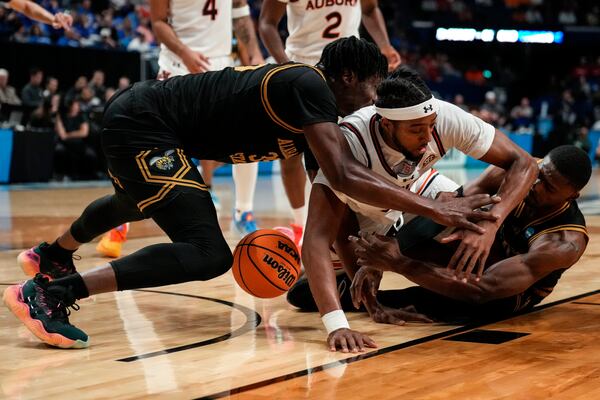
[313,100,496,233]
[279,0,362,65]
[158,0,233,75]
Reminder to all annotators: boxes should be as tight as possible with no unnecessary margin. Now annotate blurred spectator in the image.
[54,97,97,180]
[127,29,151,52]
[558,4,577,25]
[43,76,59,99]
[29,93,59,129]
[118,76,130,90]
[20,67,44,107]
[0,68,21,105]
[510,97,534,131]
[89,70,106,102]
[572,126,591,154]
[481,91,506,127]
[78,86,101,114]
[65,75,88,103]
[104,87,116,103]
[453,94,469,112]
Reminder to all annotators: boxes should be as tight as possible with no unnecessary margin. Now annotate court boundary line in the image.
[115,289,262,362]
[196,288,600,399]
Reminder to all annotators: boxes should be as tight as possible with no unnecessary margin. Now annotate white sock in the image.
[233,163,258,216]
[291,206,306,227]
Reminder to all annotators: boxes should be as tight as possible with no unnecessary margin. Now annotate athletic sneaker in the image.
[210,190,221,211]
[17,242,77,280]
[3,274,89,349]
[274,224,303,255]
[96,223,129,258]
[232,211,258,236]
[290,223,304,252]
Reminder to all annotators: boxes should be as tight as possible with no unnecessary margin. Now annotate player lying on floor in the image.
[348,145,590,324]
[297,68,538,352]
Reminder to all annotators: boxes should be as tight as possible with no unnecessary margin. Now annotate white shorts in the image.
[285,50,320,66]
[157,52,234,79]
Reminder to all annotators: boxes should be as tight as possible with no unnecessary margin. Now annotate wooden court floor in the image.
[1,171,600,399]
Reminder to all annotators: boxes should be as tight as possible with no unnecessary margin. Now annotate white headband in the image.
[375,96,439,121]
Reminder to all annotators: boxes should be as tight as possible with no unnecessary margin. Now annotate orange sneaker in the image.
[290,223,303,254]
[96,223,129,258]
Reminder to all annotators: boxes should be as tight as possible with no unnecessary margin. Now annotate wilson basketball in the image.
[232,229,301,298]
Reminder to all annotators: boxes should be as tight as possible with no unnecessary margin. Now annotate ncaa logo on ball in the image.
[277,240,300,264]
[262,253,296,286]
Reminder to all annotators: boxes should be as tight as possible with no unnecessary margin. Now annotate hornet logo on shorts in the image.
[150,150,176,171]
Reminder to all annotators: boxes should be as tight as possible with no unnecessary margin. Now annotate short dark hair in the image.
[548,145,592,191]
[30,67,42,76]
[375,67,432,109]
[318,37,388,81]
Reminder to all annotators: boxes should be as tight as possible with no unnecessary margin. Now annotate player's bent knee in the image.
[180,241,233,281]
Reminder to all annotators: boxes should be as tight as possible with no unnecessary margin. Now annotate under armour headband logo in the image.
[376,96,439,120]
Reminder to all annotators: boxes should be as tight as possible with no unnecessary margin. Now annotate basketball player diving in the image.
[3,39,499,349]
[290,68,540,352]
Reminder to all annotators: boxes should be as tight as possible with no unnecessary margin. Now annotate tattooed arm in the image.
[232,0,264,66]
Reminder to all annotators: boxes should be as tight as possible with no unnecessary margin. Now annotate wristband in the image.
[321,309,350,334]
[232,5,250,18]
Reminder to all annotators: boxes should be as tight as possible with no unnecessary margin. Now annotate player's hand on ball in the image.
[327,328,377,353]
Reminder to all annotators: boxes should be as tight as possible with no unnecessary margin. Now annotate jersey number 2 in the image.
[322,12,342,39]
[203,0,218,20]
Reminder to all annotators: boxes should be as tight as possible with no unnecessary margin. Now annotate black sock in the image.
[44,241,76,263]
[50,273,90,300]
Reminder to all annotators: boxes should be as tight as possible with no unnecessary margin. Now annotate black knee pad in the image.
[177,241,233,281]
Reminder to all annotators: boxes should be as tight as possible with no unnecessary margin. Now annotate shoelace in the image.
[32,278,79,322]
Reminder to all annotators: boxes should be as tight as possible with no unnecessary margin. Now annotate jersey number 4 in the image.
[203,0,218,20]
[322,11,342,39]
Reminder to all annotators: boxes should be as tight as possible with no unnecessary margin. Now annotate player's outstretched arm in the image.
[232,0,265,66]
[360,0,400,70]
[258,0,290,64]
[8,0,72,29]
[149,0,210,73]
[304,122,500,233]
[303,183,376,352]
[352,231,586,304]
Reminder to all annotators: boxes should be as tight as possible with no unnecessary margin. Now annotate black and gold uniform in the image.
[67,63,337,291]
[495,200,588,312]
[381,200,589,321]
[102,63,337,215]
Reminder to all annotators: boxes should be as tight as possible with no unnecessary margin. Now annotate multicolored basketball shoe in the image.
[96,223,129,258]
[3,274,89,349]
[17,242,77,280]
[232,211,259,236]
